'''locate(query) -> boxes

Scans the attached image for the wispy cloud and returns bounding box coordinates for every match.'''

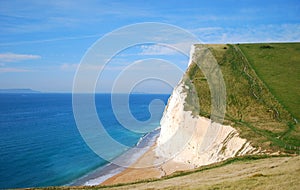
[60,63,78,71]
[139,42,195,56]
[61,63,103,71]
[140,45,178,55]
[0,52,40,72]
[0,67,31,73]
[191,27,222,33]
[0,53,41,63]
[0,1,157,35]
[0,34,100,46]
[193,24,300,43]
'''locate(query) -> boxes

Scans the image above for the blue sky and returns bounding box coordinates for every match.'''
[0,0,299,93]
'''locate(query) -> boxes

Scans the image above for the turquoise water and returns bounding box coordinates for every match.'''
[0,93,169,189]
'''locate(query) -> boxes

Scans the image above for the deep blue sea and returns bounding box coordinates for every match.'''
[0,93,169,189]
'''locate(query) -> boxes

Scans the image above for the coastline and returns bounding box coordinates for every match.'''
[99,116,258,186]
[101,136,193,186]
[70,128,161,186]
[101,141,161,185]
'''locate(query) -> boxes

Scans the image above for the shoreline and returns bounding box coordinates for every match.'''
[98,115,258,186]
[69,128,161,186]
[101,141,162,185]
[101,135,193,186]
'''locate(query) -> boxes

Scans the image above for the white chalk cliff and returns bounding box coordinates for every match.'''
[155,45,258,168]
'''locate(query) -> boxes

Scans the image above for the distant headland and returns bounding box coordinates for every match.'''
[0,88,41,93]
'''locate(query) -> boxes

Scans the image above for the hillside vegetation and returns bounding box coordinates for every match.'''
[239,43,300,121]
[97,155,300,190]
[186,43,300,154]
[40,155,300,190]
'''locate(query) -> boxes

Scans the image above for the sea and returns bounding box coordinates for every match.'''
[0,93,170,189]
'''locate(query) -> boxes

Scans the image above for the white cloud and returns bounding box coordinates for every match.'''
[0,67,30,73]
[0,34,101,46]
[139,42,196,56]
[66,63,108,71]
[0,53,41,63]
[191,27,222,33]
[193,24,300,44]
[140,45,178,55]
[60,63,79,71]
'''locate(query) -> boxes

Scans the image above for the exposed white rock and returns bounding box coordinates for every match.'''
[155,45,257,168]
[188,45,195,66]
[156,81,199,160]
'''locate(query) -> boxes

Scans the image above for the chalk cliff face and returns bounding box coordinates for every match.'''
[155,45,258,168]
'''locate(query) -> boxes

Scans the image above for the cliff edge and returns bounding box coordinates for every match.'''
[101,43,299,187]
[155,43,300,169]
[155,46,258,167]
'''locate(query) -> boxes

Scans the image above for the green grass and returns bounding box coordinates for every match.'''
[36,155,285,190]
[238,43,300,121]
[184,43,300,153]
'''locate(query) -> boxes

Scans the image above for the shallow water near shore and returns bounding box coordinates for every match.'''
[0,93,169,189]
[70,128,160,186]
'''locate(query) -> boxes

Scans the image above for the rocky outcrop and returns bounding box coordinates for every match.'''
[155,45,258,168]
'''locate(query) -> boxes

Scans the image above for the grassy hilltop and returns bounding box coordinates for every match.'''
[186,43,300,154]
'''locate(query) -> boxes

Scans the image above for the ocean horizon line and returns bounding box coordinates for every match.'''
[0,91,171,95]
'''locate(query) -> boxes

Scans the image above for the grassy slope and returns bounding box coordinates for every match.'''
[95,156,300,190]
[238,43,300,121]
[186,43,299,153]
[42,155,299,190]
